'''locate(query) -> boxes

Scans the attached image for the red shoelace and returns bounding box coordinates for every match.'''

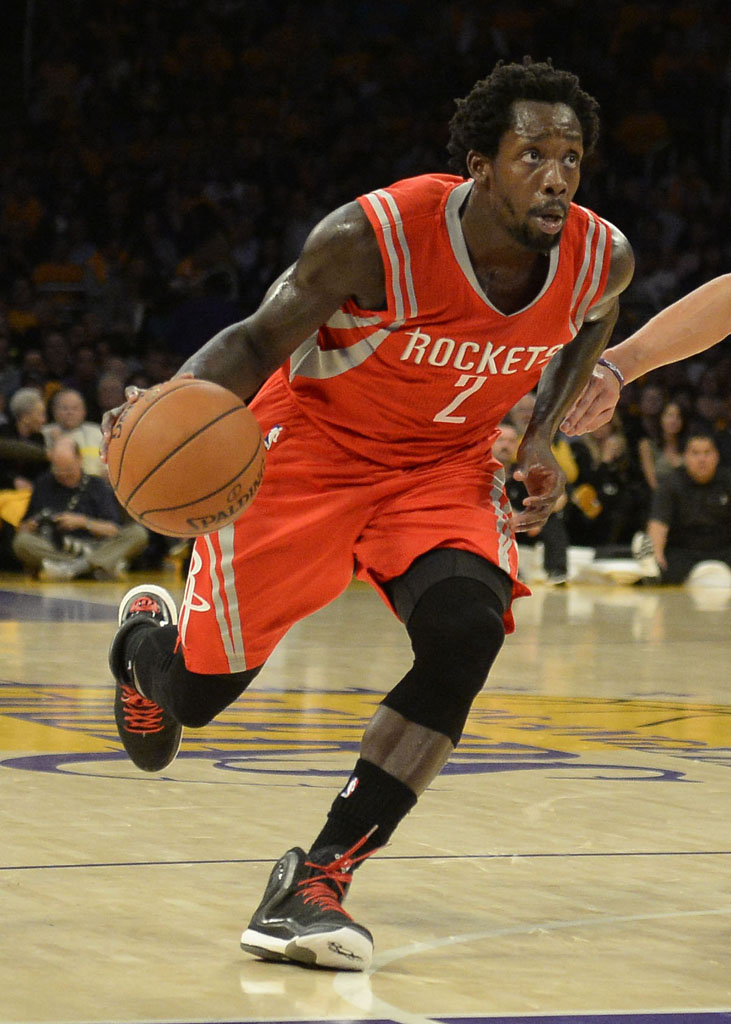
[121,684,165,734]
[129,596,162,616]
[299,832,377,917]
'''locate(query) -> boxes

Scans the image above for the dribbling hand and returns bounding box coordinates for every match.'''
[100,386,144,465]
[100,373,195,463]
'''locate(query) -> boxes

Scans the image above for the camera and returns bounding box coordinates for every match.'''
[35,509,59,544]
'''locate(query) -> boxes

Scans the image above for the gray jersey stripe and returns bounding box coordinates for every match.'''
[568,213,597,338]
[217,525,247,670]
[364,190,406,321]
[372,188,418,319]
[326,309,383,329]
[573,217,609,328]
[288,325,398,380]
[203,529,248,672]
[491,467,513,574]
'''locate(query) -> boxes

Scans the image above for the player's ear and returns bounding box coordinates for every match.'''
[466,150,492,184]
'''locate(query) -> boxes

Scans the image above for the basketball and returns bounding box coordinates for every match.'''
[106,377,265,537]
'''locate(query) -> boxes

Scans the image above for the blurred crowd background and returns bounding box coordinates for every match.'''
[1,0,730,573]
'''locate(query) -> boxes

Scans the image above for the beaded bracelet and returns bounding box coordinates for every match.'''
[597,356,625,389]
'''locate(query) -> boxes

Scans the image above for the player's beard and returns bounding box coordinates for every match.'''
[500,195,564,253]
[506,216,563,254]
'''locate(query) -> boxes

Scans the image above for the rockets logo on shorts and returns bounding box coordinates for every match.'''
[178,547,211,650]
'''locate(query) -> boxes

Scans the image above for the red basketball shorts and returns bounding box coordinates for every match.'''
[177,377,528,674]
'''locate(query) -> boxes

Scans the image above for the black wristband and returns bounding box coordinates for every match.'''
[597,357,624,389]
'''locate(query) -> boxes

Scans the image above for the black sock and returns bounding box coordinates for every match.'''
[309,757,417,858]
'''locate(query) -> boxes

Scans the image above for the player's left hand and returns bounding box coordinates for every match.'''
[512,440,566,532]
[560,364,621,435]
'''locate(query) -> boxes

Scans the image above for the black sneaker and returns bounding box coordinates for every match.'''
[240,836,376,971]
[109,584,182,773]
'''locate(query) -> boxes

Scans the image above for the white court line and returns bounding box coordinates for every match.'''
[333,904,731,1024]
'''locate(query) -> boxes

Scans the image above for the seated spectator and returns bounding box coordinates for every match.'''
[12,436,148,581]
[714,390,731,467]
[0,331,21,401]
[635,433,731,584]
[43,387,104,476]
[19,348,48,393]
[32,233,87,317]
[692,366,725,432]
[0,386,49,569]
[623,381,665,459]
[96,372,127,417]
[40,329,74,405]
[565,416,645,550]
[637,399,686,491]
[0,387,48,490]
[6,274,41,342]
[63,344,102,422]
[495,421,569,585]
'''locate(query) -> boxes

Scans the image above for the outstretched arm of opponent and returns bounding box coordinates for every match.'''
[101,203,384,452]
[562,272,731,435]
[513,223,634,531]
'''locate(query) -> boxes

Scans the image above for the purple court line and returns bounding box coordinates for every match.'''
[437,1015,731,1024]
[74,1010,731,1023]
[437,1016,731,1024]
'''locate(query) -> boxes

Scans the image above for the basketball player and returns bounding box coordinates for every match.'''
[562,273,731,436]
[104,59,634,971]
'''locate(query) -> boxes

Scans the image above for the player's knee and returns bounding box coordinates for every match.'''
[409,576,506,688]
[167,664,261,729]
[383,577,507,745]
[169,699,218,730]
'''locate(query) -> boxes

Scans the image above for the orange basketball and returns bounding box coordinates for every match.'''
[106,377,265,537]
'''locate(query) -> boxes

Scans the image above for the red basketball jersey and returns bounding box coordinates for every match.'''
[271,173,612,467]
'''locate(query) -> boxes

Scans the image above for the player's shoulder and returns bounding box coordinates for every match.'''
[302,200,378,262]
[568,203,630,248]
[359,172,465,216]
[571,204,634,297]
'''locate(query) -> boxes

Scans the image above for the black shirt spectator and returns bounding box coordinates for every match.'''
[24,460,121,533]
[12,436,148,580]
[647,434,731,583]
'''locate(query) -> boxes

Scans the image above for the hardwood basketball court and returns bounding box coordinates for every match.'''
[1,568,730,1024]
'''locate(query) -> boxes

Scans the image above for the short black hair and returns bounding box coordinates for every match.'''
[447,57,601,176]
[684,431,718,451]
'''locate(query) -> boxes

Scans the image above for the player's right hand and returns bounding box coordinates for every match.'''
[100,372,196,463]
[100,386,144,464]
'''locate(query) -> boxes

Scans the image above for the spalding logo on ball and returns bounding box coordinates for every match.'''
[106,378,265,537]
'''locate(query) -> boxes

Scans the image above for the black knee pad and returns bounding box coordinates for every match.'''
[382,576,506,746]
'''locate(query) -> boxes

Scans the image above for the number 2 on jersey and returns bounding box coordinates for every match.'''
[433,374,487,423]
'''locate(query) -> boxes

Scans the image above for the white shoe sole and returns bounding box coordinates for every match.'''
[240,924,373,971]
[118,584,178,626]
